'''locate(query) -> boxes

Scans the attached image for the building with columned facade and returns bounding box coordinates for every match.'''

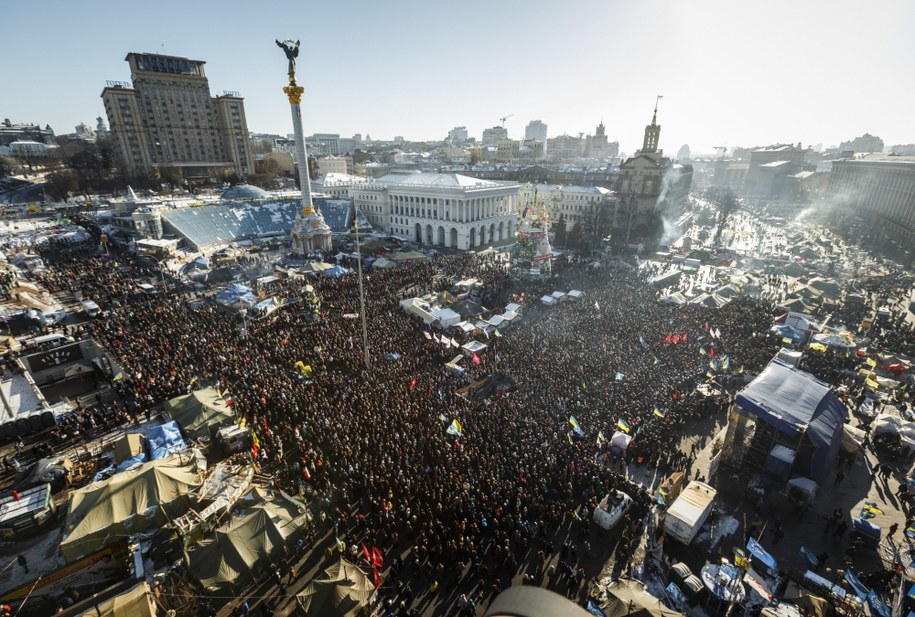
[351,172,519,250]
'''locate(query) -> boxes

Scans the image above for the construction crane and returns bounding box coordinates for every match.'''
[714,146,727,160]
[499,113,514,128]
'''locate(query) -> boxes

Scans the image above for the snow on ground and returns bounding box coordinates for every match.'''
[0,526,65,594]
[694,514,740,550]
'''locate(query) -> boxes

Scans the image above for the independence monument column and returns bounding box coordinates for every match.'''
[276,38,332,255]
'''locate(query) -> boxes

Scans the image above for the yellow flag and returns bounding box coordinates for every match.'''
[866,377,880,390]
[866,357,878,368]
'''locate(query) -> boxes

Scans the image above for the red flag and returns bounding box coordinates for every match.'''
[672,333,680,344]
[372,546,384,568]
[682,332,688,342]
[663,333,672,344]
[472,353,481,365]
[409,376,417,390]
[373,565,382,588]
[709,347,715,358]
[361,543,372,565]
[303,468,311,480]
[704,320,709,331]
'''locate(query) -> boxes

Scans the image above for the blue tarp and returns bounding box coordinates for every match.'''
[735,360,847,484]
[323,265,348,278]
[746,537,778,570]
[214,283,257,308]
[115,453,147,473]
[771,324,808,343]
[147,421,187,460]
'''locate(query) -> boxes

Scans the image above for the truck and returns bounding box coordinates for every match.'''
[663,480,717,545]
[82,300,101,318]
[593,490,632,531]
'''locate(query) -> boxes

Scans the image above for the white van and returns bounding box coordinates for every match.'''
[26,333,75,351]
[82,300,101,318]
[593,490,632,530]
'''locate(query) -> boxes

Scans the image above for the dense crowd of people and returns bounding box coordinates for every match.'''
[6,212,906,615]
[55,242,787,612]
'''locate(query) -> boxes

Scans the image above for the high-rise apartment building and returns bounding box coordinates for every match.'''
[447,126,468,143]
[482,126,508,146]
[524,120,548,143]
[101,53,254,181]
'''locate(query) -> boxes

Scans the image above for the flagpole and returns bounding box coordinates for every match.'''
[354,216,371,370]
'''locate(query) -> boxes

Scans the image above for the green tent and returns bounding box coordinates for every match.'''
[297,558,375,617]
[60,456,201,563]
[165,387,235,440]
[77,582,157,617]
[189,498,305,600]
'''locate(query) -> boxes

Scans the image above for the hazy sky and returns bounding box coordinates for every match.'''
[3,0,914,155]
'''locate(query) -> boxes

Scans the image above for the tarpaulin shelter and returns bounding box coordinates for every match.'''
[601,579,684,617]
[76,582,157,617]
[771,324,808,344]
[165,387,235,441]
[811,333,856,351]
[323,265,349,278]
[781,297,818,314]
[806,277,842,299]
[146,421,187,460]
[188,497,305,601]
[296,557,375,617]
[723,360,847,484]
[60,456,201,563]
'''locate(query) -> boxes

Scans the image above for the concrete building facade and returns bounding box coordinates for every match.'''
[827,154,915,247]
[101,53,254,182]
[351,172,519,250]
[518,183,615,233]
[482,126,508,146]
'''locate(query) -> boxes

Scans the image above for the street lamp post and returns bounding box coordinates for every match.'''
[353,219,371,370]
[159,263,169,294]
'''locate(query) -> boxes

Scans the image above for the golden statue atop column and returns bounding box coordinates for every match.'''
[276,38,331,256]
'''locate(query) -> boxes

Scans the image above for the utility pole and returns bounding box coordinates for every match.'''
[354,217,371,370]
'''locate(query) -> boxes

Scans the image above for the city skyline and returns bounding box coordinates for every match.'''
[2,0,914,155]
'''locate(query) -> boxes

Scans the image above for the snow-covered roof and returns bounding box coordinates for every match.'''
[375,172,508,189]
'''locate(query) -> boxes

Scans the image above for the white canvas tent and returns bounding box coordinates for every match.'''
[430,307,461,327]
[461,341,488,357]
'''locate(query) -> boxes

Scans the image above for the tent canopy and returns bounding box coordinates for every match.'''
[189,498,305,601]
[60,456,201,563]
[76,582,156,617]
[146,421,187,460]
[166,387,235,440]
[296,557,375,617]
[601,579,684,617]
[736,360,847,445]
[735,360,847,483]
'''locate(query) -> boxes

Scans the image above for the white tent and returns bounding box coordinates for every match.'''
[551,291,567,301]
[430,307,461,327]
[461,341,488,356]
[505,302,522,313]
[541,295,557,305]
[454,321,475,333]
[488,315,506,328]
[611,430,632,450]
[567,289,584,299]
